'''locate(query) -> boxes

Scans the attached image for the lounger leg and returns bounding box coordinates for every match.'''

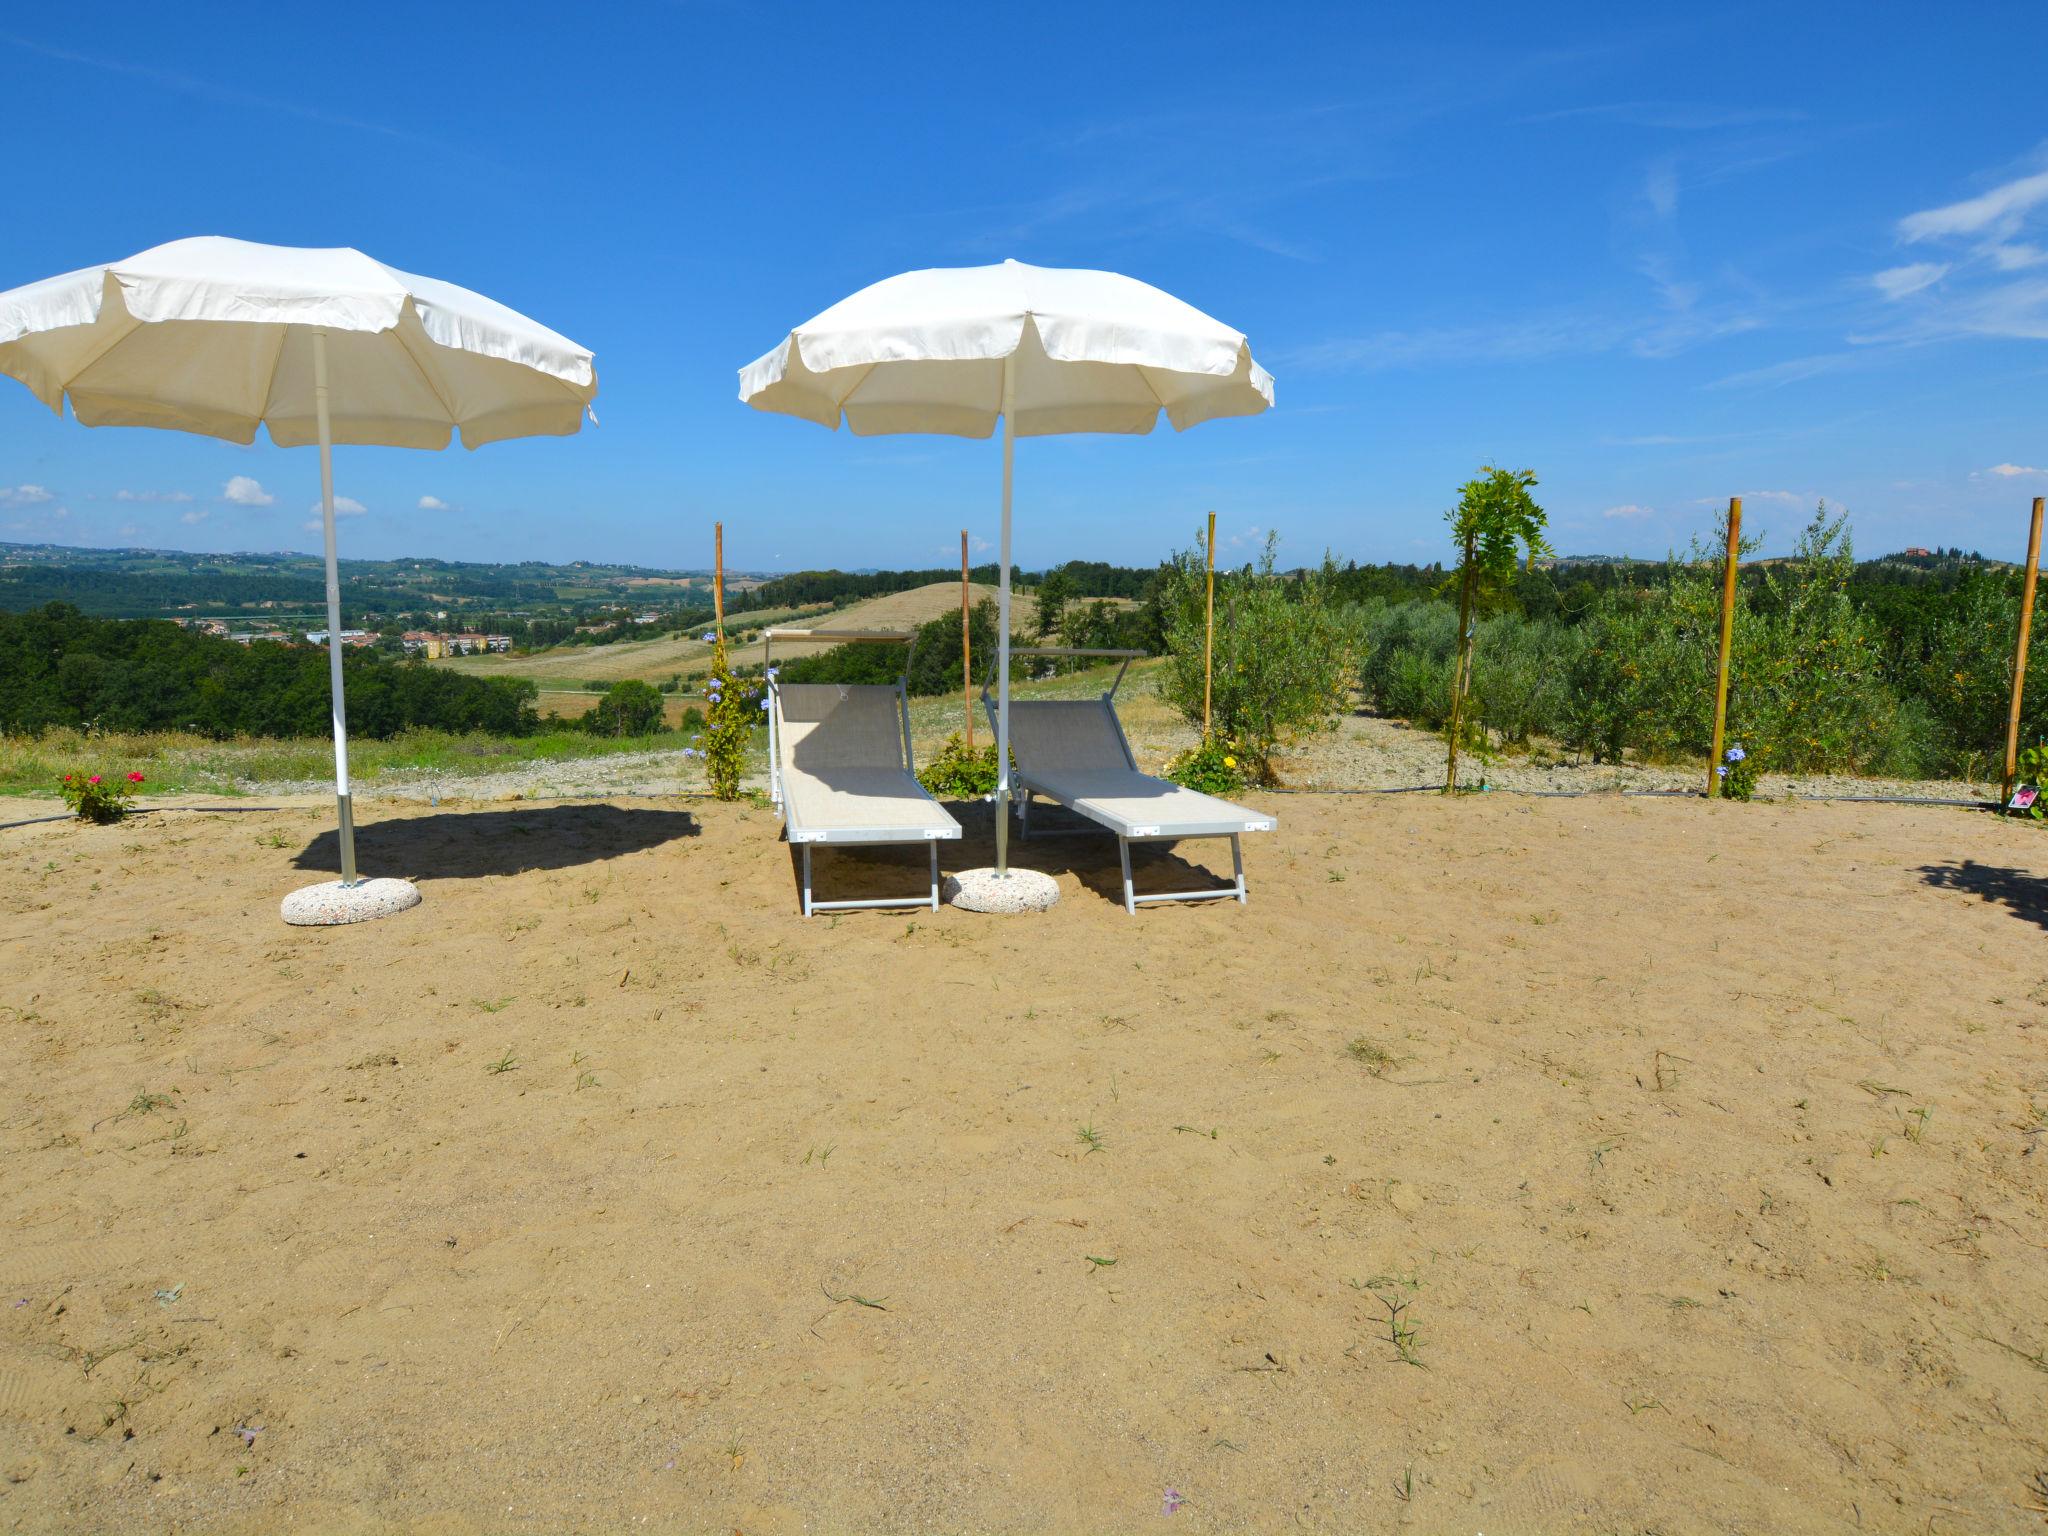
[929,841,940,911]
[1231,833,1247,904]
[1119,837,1135,916]
[801,844,814,918]
[1019,788,1031,839]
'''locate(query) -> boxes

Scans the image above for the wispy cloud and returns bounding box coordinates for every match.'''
[180,509,209,525]
[0,484,54,505]
[1519,101,1807,131]
[0,32,476,160]
[1860,144,2048,343]
[1899,162,2048,243]
[1872,262,1948,301]
[1983,462,2047,478]
[1602,503,1656,520]
[417,494,450,511]
[222,475,273,506]
[115,488,194,504]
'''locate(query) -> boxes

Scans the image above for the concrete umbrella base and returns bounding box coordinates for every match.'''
[944,867,1060,914]
[280,877,422,926]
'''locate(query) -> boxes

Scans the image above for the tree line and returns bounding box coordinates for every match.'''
[1,604,540,738]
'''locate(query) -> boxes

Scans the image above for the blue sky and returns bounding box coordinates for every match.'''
[4,2,2048,572]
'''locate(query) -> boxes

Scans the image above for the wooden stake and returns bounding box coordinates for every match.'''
[713,521,725,646]
[1203,510,1216,740]
[961,530,974,749]
[1708,497,1741,798]
[2001,495,2046,804]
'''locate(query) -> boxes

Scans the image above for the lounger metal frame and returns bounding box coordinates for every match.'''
[983,647,1274,914]
[764,627,958,916]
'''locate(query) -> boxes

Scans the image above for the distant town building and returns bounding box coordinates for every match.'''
[401,630,447,658]
[305,629,374,647]
[1900,546,1933,558]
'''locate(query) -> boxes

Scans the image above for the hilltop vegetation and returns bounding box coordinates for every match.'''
[0,604,539,738]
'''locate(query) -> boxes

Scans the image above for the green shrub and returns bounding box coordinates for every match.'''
[584,679,664,737]
[1717,742,1762,800]
[1156,532,1362,783]
[698,638,758,800]
[1165,736,1248,796]
[916,732,999,798]
[59,768,143,823]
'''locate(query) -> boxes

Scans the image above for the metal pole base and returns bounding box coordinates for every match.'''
[993,784,1011,876]
[337,791,358,887]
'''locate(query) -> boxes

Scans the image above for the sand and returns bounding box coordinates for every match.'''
[2,790,2045,1533]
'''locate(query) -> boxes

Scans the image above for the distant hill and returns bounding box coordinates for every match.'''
[0,540,775,620]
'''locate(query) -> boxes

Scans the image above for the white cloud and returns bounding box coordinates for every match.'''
[1871,262,1948,301]
[180,508,209,525]
[1987,463,2046,478]
[1899,164,2048,244]
[0,484,54,505]
[115,488,194,503]
[1602,504,1656,520]
[417,494,449,511]
[1865,150,2048,346]
[302,496,367,532]
[222,475,274,506]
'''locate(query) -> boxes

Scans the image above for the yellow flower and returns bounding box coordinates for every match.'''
[1223,755,1236,768]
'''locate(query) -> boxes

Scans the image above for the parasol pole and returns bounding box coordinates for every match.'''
[995,353,1015,876]
[962,529,974,750]
[312,329,356,886]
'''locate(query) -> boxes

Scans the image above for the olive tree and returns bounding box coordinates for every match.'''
[1157,531,1360,784]
[1444,466,1549,790]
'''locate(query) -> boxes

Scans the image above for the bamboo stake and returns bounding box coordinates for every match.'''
[2001,495,2046,804]
[1203,510,1216,740]
[713,521,725,646]
[1707,497,1741,798]
[961,530,974,750]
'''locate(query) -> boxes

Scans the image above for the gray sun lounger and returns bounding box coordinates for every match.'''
[986,647,1276,914]
[765,628,961,916]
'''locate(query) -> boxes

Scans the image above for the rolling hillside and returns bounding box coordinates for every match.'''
[434,581,1003,691]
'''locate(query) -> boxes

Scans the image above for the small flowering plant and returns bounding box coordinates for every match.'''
[60,769,145,824]
[697,633,760,801]
[2010,742,2048,819]
[1166,735,1249,796]
[1715,742,1760,802]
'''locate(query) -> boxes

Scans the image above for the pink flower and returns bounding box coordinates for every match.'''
[127,772,144,784]
[88,775,102,785]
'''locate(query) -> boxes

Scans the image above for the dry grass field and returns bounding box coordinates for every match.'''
[436,582,1003,690]
[3,788,2046,1533]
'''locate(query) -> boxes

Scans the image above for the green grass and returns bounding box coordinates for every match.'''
[0,724,723,798]
[1,655,1153,802]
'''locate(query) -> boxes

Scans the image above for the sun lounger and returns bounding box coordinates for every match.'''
[985,647,1275,914]
[764,629,961,916]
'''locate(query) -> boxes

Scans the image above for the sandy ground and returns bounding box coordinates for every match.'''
[3,792,2046,1534]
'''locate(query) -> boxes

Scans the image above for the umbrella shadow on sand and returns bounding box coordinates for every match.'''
[936,799,1240,911]
[1917,859,2048,933]
[294,805,699,883]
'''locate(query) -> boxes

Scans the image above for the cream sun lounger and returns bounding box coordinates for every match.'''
[764,629,960,917]
[986,647,1276,914]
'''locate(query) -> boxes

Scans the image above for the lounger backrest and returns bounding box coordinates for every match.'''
[776,683,907,776]
[1006,700,1135,775]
